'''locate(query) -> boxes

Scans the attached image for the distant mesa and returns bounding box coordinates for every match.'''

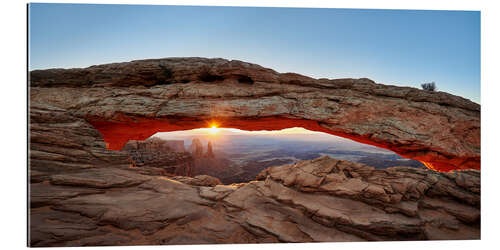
[123,137,186,153]
[122,137,232,182]
[122,138,194,176]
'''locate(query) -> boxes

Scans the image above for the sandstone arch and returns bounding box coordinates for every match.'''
[30,57,480,171]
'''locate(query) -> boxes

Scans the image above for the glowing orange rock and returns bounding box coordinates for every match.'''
[30,57,480,172]
[89,117,479,172]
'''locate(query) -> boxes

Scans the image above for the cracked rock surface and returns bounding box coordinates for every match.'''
[30,57,480,171]
[30,156,479,246]
[29,57,480,246]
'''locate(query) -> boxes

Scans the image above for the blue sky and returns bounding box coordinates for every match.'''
[28,4,480,103]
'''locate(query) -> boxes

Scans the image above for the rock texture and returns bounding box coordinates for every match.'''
[28,57,481,246]
[192,156,243,185]
[29,102,131,183]
[206,141,215,158]
[30,57,480,171]
[29,156,479,246]
[121,138,194,176]
[164,140,186,152]
[189,138,203,157]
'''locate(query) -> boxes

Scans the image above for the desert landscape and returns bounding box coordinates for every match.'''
[145,127,426,184]
[28,57,480,246]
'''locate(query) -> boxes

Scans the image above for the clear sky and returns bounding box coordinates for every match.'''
[28,3,480,103]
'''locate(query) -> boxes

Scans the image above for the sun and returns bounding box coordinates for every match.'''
[208,125,220,134]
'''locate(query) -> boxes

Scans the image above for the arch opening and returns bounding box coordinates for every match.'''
[118,125,426,184]
[87,116,463,172]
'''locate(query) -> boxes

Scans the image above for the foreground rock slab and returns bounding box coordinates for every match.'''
[30,157,480,246]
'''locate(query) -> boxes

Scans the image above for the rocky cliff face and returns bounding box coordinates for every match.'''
[189,138,203,157]
[30,57,480,171]
[29,156,479,246]
[121,138,194,176]
[206,141,215,158]
[29,103,131,183]
[164,140,186,152]
[28,57,481,246]
[186,139,242,184]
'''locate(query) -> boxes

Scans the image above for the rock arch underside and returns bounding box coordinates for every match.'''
[29,58,481,246]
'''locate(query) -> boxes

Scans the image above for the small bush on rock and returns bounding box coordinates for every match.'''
[421,82,437,91]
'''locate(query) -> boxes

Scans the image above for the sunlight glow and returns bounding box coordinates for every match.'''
[164,127,323,136]
[209,125,220,134]
[223,127,322,135]
[194,123,221,135]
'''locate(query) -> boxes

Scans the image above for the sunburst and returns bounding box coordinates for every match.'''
[208,125,220,134]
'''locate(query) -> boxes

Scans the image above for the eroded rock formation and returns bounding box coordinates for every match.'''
[164,140,186,152]
[29,156,479,246]
[30,57,480,171]
[28,57,481,246]
[206,141,215,158]
[122,138,193,176]
[189,138,203,157]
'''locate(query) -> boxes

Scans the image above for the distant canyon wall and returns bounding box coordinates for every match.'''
[121,137,223,179]
[122,138,194,176]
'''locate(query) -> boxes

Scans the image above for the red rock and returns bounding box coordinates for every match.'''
[122,138,194,176]
[28,57,481,245]
[189,138,203,157]
[30,58,480,171]
[29,155,480,246]
[206,141,214,158]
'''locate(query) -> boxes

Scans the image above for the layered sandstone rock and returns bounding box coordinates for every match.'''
[29,102,131,183]
[164,140,186,152]
[122,138,194,176]
[206,141,214,158]
[30,57,480,171]
[29,156,479,246]
[28,57,481,246]
[189,138,203,157]
[192,156,244,185]
[171,175,222,187]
